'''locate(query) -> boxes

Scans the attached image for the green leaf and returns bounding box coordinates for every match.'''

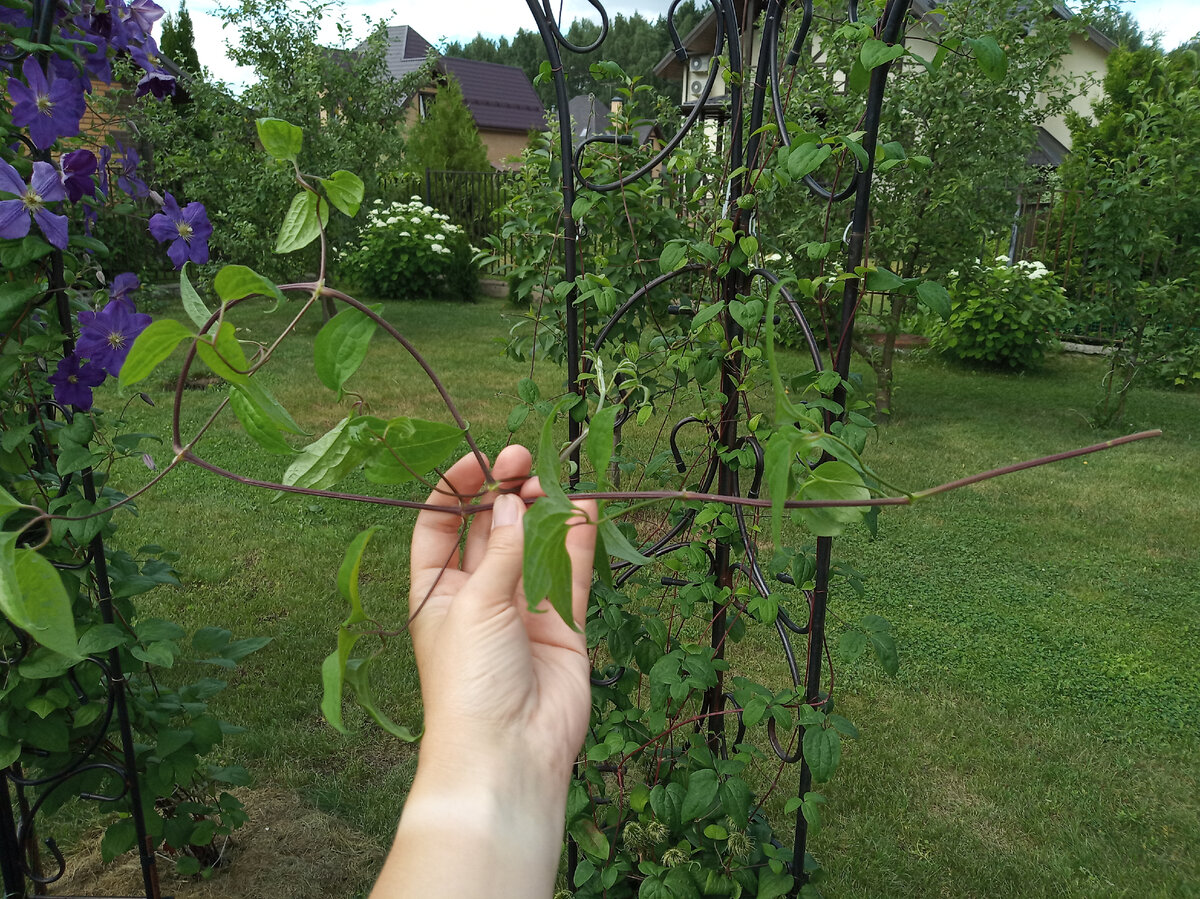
[237,379,305,435]
[650,781,686,830]
[865,267,905,291]
[659,240,688,274]
[517,378,540,404]
[847,58,870,93]
[320,170,365,218]
[101,818,137,863]
[78,623,128,655]
[568,818,611,862]
[681,768,719,820]
[967,35,1007,83]
[764,429,801,547]
[787,143,831,180]
[689,300,725,331]
[229,386,297,455]
[535,397,575,506]
[213,265,286,306]
[522,500,574,624]
[738,235,758,259]
[795,461,870,537]
[838,630,867,663]
[275,191,329,254]
[344,657,418,740]
[282,418,369,491]
[916,280,952,321]
[802,725,841,782]
[704,823,729,840]
[256,117,303,161]
[0,534,80,659]
[364,418,464,485]
[180,263,214,332]
[119,318,193,389]
[757,868,794,899]
[314,305,378,392]
[195,321,250,384]
[860,38,906,70]
[728,298,764,331]
[598,515,651,566]
[870,632,900,676]
[585,405,619,489]
[338,526,377,624]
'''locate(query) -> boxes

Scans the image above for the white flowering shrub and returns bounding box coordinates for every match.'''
[340,197,477,301]
[933,255,1067,370]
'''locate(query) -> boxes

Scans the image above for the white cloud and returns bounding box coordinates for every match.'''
[1124,0,1200,48]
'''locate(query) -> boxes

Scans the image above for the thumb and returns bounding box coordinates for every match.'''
[460,492,526,614]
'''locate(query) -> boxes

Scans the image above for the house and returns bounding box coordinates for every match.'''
[374,25,546,169]
[567,95,666,147]
[652,0,1115,165]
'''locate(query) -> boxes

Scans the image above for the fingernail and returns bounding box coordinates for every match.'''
[492,493,521,530]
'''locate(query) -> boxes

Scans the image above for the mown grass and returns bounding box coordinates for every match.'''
[100,296,1199,897]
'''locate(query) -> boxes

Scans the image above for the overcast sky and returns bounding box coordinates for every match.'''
[186,0,1200,90]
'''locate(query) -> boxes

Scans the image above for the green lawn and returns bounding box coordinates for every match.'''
[100,296,1199,897]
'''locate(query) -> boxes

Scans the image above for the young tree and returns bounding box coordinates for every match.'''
[772,0,1080,418]
[405,76,492,173]
[1057,46,1200,423]
[160,0,202,74]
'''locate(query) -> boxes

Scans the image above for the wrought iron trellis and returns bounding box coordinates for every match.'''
[0,3,163,897]
[525,0,914,888]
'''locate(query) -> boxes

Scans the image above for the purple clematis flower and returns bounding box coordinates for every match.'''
[108,272,140,310]
[75,300,151,376]
[136,68,175,99]
[148,193,211,268]
[59,149,98,202]
[113,146,147,198]
[121,0,164,42]
[48,354,106,411]
[7,56,86,150]
[0,159,69,249]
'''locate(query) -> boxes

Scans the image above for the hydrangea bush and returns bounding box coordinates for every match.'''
[933,255,1067,370]
[340,197,477,301]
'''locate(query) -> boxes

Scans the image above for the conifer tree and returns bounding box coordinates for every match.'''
[161,0,201,74]
[405,76,492,172]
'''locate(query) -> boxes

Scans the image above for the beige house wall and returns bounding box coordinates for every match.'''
[1039,32,1109,149]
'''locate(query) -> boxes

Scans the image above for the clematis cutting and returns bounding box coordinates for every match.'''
[0,159,69,249]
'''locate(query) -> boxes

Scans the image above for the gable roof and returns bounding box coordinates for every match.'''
[909,0,1117,52]
[567,94,662,145]
[371,26,546,133]
[436,57,545,133]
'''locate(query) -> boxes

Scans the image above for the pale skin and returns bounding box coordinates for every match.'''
[371,444,598,899]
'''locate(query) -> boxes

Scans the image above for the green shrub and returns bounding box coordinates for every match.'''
[933,256,1066,370]
[340,198,478,301]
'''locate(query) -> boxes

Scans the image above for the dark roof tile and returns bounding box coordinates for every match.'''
[439,57,545,133]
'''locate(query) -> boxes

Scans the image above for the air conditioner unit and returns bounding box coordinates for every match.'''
[689,55,711,73]
[690,80,704,97]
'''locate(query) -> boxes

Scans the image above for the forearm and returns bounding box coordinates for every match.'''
[371,735,570,899]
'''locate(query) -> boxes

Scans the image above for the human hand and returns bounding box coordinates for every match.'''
[407,442,598,777]
[371,444,596,898]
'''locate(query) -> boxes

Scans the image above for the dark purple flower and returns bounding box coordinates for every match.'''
[0,159,69,249]
[136,69,175,99]
[113,146,147,198]
[59,149,98,202]
[75,300,151,376]
[148,193,211,268]
[48,354,106,411]
[108,272,140,309]
[7,56,86,150]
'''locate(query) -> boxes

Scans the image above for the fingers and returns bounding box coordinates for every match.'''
[410,451,490,594]
[460,492,527,617]
[565,500,598,630]
[463,445,532,570]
